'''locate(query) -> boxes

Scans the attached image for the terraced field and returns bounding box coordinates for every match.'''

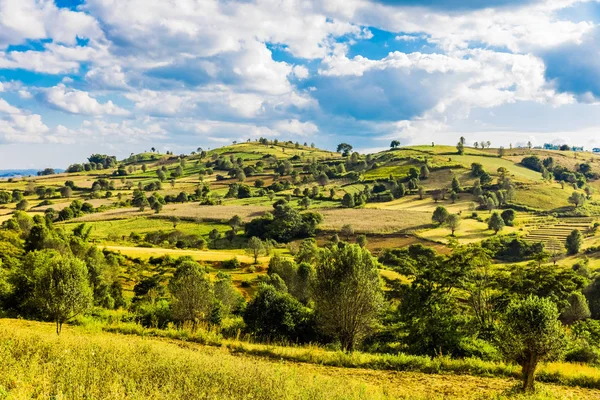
[522,217,594,251]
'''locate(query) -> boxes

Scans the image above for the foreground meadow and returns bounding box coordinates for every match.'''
[1,319,599,400]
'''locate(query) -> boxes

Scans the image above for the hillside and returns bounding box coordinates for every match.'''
[3,140,600,398]
[2,319,599,399]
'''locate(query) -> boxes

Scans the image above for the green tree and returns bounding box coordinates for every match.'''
[341,193,355,208]
[336,143,353,157]
[560,292,590,325]
[33,252,93,335]
[488,212,505,234]
[456,141,465,155]
[16,199,29,211]
[228,215,243,234]
[568,191,586,208]
[209,228,221,249]
[341,224,354,241]
[566,230,583,255]
[246,236,265,264]
[498,296,565,392]
[451,176,462,193]
[432,206,449,225]
[299,196,311,210]
[445,214,461,236]
[169,261,213,326]
[501,209,516,226]
[390,140,401,149]
[420,165,430,180]
[356,234,368,248]
[313,244,383,351]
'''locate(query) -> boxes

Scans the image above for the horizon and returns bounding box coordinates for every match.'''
[2,0,600,168]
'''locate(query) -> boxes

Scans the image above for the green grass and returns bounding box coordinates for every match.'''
[61,217,230,240]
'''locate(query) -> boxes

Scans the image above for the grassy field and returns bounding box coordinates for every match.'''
[318,208,432,233]
[366,194,478,214]
[62,217,230,240]
[2,319,600,399]
[418,217,520,244]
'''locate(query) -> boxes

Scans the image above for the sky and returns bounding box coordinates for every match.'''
[2,0,600,168]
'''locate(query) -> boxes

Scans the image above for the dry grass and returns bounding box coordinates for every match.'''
[319,208,432,233]
[2,319,598,399]
[418,218,520,244]
[366,194,478,214]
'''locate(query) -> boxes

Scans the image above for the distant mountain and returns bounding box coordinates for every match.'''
[0,169,64,178]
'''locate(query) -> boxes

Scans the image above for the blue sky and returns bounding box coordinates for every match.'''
[1,0,600,168]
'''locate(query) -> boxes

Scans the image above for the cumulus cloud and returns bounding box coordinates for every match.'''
[0,0,102,48]
[43,84,130,116]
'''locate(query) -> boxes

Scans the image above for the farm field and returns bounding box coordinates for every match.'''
[418,217,520,244]
[318,208,432,233]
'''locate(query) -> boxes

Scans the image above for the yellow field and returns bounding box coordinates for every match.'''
[318,208,432,233]
[367,194,478,214]
[418,217,520,244]
[1,319,598,399]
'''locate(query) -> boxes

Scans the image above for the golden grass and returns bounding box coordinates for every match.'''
[318,208,432,233]
[418,218,520,244]
[2,319,598,399]
[366,194,478,214]
[101,245,269,264]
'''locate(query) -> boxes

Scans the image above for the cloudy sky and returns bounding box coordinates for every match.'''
[2,0,600,168]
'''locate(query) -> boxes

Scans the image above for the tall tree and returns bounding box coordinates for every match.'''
[169,261,214,326]
[33,252,93,335]
[313,244,383,351]
[498,296,565,392]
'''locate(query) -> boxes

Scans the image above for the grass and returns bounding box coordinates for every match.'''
[0,319,389,400]
[3,318,597,399]
[318,208,432,233]
[513,184,572,211]
[418,218,519,244]
[62,217,230,240]
[366,194,478,214]
[101,244,272,264]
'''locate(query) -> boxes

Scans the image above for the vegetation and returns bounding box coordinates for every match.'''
[3,139,600,397]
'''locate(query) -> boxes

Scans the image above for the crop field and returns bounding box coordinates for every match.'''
[62,217,231,241]
[363,164,414,180]
[512,183,573,211]
[522,217,594,251]
[367,193,478,214]
[449,154,543,183]
[418,217,520,244]
[318,208,432,233]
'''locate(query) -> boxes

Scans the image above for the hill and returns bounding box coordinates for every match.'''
[2,319,599,399]
[2,139,600,398]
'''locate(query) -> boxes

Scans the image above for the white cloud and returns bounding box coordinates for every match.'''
[44,84,130,116]
[0,0,102,48]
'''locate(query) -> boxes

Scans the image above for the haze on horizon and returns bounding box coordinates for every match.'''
[1,0,600,169]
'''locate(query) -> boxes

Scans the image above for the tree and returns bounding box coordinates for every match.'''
[209,228,221,249]
[16,199,29,211]
[299,196,311,210]
[498,296,565,392]
[169,216,180,229]
[59,186,73,198]
[246,236,264,264]
[456,141,465,155]
[566,230,583,255]
[151,201,163,214]
[390,140,401,149]
[341,224,354,241]
[488,212,505,234]
[498,146,505,157]
[169,261,213,326]
[341,193,355,208]
[527,141,532,150]
[336,143,353,157]
[501,209,516,226]
[560,292,590,325]
[356,234,368,248]
[568,191,586,208]
[451,177,462,193]
[313,244,383,351]
[228,215,243,234]
[445,214,461,236]
[33,252,93,335]
[243,284,313,342]
[432,206,449,225]
[316,173,329,187]
[420,165,430,180]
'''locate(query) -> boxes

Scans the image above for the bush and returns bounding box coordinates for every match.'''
[222,258,241,269]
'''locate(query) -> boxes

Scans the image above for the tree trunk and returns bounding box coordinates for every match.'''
[522,354,539,392]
